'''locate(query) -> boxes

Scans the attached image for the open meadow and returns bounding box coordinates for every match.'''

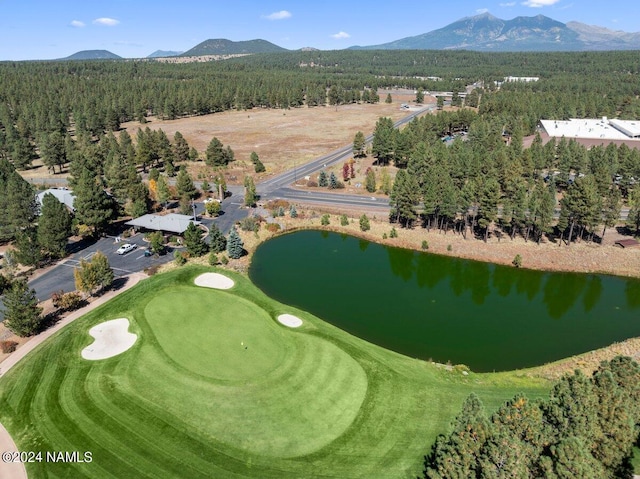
[0,266,549,479]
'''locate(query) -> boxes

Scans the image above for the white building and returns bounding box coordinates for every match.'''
[540,117,640,141]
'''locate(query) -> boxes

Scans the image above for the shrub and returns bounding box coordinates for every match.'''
[208,252,218,266]
[220,255,229,265]
[265,223,281,233]
[389,227,398,238]
[144,265,161,276]
[340,214,349,226]
[239,216,260,232]
[57,292,83,311]
[383,233,388,239]
[512,254,523,268]
[320,214,330,226]
[174,250,186,265]
[0,340,18,354]
[359,214,370,231]
[306,180,318,187]
[447,244,452,252]
[421,240,429,250]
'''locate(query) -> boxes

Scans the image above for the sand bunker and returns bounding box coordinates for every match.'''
[194,273,235,290]
[277,314,303,328]
[82,318,137,360]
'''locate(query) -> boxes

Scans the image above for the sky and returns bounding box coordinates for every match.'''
[0,0,638,61]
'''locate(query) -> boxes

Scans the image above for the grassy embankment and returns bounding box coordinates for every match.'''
[0,266,549,478]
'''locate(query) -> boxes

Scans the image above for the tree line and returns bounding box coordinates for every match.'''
[366,110,640,243]
[423,356,640,479]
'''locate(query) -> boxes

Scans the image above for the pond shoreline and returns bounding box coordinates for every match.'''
[241,212,640,280]
[235,212,640,379]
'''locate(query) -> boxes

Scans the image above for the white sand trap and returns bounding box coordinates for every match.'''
[82,318,137,360]
[194,272,235,290]
[277,314,303,328]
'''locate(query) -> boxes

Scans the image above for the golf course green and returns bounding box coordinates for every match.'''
[0,266,549,478]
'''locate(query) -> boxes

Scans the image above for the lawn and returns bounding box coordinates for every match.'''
[0,266,550,478]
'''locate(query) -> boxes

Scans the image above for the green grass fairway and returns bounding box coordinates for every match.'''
[0,267,550,478]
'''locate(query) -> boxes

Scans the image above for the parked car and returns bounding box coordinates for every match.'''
[116,243,137,255]
[203,197,221,204]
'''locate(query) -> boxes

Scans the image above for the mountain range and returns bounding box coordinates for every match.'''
[61,13,640,60]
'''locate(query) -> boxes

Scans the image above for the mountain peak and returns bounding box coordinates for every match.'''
[349,13,640,52]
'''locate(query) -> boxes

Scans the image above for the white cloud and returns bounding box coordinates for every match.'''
[500,2,516,6]
[264,10,292,20]
[70,20,85,28]
[331,31,350,39]
[93,17,120,26]
[476,8,489,14]
[522,0,560,7]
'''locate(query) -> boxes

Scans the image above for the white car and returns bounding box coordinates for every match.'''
[116,243,137,255]
[203,197,221,204]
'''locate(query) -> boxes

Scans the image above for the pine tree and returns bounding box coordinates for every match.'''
[208,224,227,253]
[37,193,72,259]
[0,158,38,242]
[176,166,197,199]
[289,205,298,218]
[329,172,339,189]
[173,131,190,162]
[244,175,257,206]
[3,278,43,337]
[424,393,490,479]
[372,117,395,165]
[389,169,419,227]
[353,131,366,158]
[73,169,114,234]
[227,227,244,259]
[318,170,328,187]
[205,137,225,166]
[12,227,42,267]
[156,174,170,209]
[183,222,208,257]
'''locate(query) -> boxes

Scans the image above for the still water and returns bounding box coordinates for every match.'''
[249,230,640,372]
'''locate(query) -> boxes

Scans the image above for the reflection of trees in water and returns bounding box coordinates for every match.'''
[386,246,415,282]
[415,252,448,289]
[543,273,588,319]
[515,269,543,301]
[358,239,369,252]
[582,275,602,313]
[469,262,491,305]
[626,279,640,309]
[492,265,514,297]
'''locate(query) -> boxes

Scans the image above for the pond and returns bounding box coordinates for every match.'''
[249,230,640,372]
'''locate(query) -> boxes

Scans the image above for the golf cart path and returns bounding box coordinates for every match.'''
[0,271,147,479]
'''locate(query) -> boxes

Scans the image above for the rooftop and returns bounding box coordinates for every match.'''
[540,118,637,141]
[125,214,200,234]
[36,188,76,212]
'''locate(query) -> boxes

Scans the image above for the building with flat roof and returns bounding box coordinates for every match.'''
[125,214,200,234]
[540,117,640,142]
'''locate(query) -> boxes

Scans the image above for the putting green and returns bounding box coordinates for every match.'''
[145,287,286,381]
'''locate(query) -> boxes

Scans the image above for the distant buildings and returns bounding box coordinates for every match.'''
[540,117,640,142]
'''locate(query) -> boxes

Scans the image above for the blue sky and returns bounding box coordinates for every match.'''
[0,0,638,60]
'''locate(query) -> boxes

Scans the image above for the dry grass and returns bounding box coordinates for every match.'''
[119,90,421,184]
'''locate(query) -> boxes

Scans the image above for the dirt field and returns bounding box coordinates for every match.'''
[119,90,423,183]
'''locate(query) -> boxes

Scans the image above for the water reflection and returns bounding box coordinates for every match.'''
[250,230,640,371]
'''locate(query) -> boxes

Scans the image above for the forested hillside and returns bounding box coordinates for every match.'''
[1,49,640,249]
